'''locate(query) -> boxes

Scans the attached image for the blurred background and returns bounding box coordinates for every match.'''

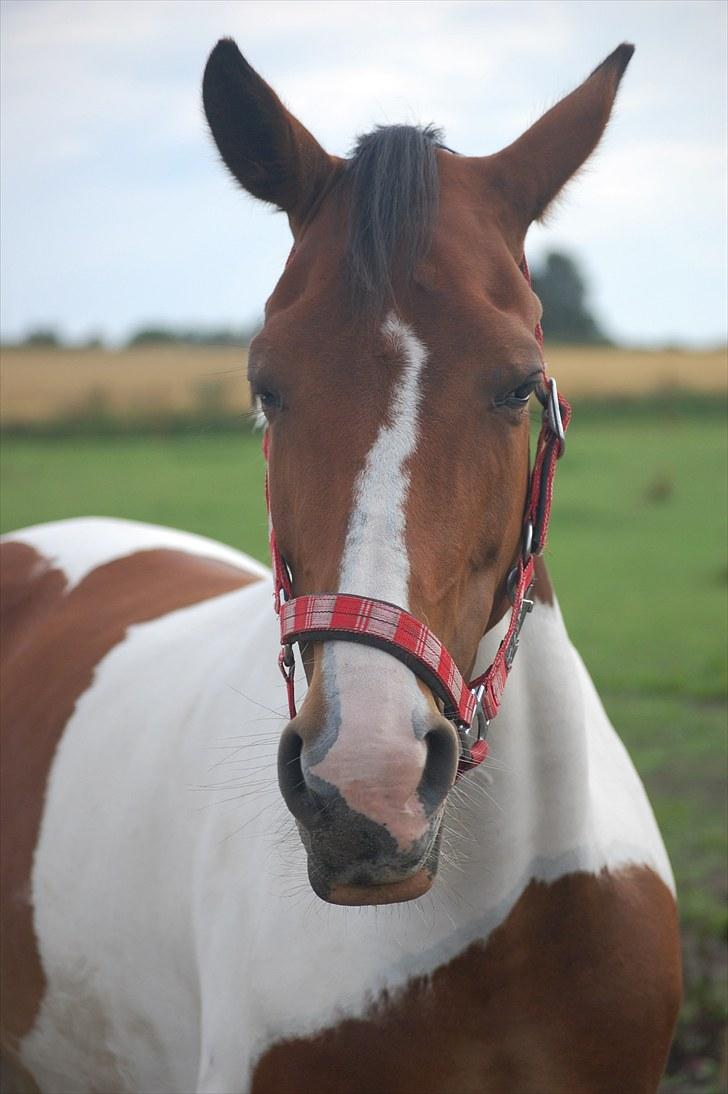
[1,1,726,1089]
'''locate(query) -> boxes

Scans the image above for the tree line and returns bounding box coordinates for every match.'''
[4,251,610,349]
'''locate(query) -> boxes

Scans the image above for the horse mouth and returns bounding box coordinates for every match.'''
[302,823,443,906]
[325,868,434,906]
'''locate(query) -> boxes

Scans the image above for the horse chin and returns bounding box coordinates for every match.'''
[325,869,434,906]
[302,824,443,906]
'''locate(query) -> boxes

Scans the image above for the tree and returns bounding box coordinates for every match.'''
[126,324,262,348]
[126,327,178,348]
[531,252,611,345]
[21,328,63,348]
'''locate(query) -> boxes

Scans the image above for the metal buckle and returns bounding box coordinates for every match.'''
[461,683,490,746]
[506,521,534,603]
[504,583,535,670]
[472,684,490,741]
[279,642,295,676]
[522,519,533,560]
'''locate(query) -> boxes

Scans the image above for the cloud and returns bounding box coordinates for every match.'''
[1,0,726,344]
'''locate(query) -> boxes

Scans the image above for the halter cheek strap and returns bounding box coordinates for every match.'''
[263,258,571,777]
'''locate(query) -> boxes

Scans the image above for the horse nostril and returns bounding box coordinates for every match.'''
[420,723,459,814]
[277,726,304,805]
[277,726,322,828]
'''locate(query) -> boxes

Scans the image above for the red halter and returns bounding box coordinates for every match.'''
[263,258,571,777]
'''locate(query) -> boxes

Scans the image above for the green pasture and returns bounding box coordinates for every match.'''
[1,400,726,1089]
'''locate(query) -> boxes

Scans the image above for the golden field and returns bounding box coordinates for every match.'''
[0,346,249,426]
[0,344,725,426]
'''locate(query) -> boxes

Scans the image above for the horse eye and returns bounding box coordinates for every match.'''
[495,378,539,409]
[255,389,282,415]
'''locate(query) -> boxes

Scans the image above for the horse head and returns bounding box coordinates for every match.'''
[202,41,632,905]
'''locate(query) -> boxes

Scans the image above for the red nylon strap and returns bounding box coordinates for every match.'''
[466,386,571,718]
[526,388,571,554]
[468,555,535,719]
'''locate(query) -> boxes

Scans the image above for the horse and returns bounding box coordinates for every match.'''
[1,40,682,1094]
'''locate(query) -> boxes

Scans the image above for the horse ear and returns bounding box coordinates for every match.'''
[490,44,634,229]
[202,39,336,229]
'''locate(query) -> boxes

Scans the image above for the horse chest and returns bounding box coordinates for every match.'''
[247,866,679,1094]
[3,523,679,1093]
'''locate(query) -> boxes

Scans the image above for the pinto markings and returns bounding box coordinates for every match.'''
[0,534,260,1051]
[251,866,681,1094]
[12,517,269,592]
[3,523,679,1093]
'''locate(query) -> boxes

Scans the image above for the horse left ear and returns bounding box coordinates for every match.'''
[490,43,635,228]
[202,39,337,231]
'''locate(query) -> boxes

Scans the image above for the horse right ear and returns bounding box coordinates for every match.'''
[202,40,336,230]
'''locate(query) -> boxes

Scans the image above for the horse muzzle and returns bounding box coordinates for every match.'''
[299,813,443,906]
[277,716,455,905]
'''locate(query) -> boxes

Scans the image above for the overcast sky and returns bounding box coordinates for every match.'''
[1,0,726,347]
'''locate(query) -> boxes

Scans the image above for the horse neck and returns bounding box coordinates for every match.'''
[441,588,592,905]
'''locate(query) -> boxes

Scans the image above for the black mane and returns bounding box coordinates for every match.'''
[345,124,444,320]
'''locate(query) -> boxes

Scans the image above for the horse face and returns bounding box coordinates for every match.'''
[203,40,633,904]
[248,182,536,904]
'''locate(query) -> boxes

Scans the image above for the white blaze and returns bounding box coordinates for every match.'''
[338,314,427,604]
[309,315,433,840]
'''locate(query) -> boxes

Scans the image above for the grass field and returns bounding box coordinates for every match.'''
[1,399,726,1090]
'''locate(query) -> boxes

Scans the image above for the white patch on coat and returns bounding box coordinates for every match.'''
[4,516,268,590]
[307,316,433,842]
[469,597,675,896]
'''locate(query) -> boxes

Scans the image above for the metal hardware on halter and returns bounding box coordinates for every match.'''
[506,522,533,603]
[537,376,566,457]
[470,683,490,741]
[504,582,535,670]
[522,519,534,560]
[278,642,295,683]
[506,373,567,602]
[277,641,297,719]
[456,683,490,776]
